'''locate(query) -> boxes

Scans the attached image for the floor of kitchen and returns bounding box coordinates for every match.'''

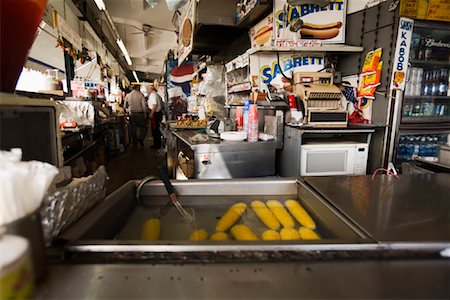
[105,134,165,195]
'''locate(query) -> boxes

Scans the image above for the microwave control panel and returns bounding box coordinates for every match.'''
[354,145,369,175]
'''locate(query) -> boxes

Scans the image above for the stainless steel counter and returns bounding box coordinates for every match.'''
[170,130,277,178]
[37,260,450,299]
[36,175,450,299]
[304,174,450,242]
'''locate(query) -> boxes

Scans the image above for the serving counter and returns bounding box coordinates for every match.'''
[35,174,450,299]
[167,129,277,178]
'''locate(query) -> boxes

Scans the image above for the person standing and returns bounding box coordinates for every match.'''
[124,85,148,147]
[147,83,163,149]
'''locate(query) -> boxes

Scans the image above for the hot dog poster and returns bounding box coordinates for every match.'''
[273,0,347,45]
[250,13,274,49]
[250,52,325,91]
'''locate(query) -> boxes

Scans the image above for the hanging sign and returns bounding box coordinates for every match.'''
[390,17,414,91]
[250,52,325,91]
[400,0,450,22]
[273,0,347,45]
[177,0,196,66]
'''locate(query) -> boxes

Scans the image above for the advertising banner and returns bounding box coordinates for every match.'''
[249,14,274,49]
[178,0,196,65]
[273,0,347,45]
[250,52,325,91]
[390,17,414,91]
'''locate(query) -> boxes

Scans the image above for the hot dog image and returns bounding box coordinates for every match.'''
[292,21,342,40]
[254,25,273,46]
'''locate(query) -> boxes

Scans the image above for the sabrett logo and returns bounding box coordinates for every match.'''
[276,0,344,29]
[260,55,324,84]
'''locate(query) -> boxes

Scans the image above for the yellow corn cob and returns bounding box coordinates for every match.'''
[262,230,281,241]
[189,229,208,241]
[285,199,316,230]
[210,232,229,241]
[298,227,321,240]
[266,200,295,228]
[251,200,281,230]
[280,227,301,240]
[215,202,247,232]
[230,224,259,241]
[140,218,161,240]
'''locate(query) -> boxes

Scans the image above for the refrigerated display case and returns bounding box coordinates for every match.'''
[392,20,450,167]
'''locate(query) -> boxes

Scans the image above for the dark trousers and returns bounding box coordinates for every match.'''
[151,111,163,148]
[129,112,148,145]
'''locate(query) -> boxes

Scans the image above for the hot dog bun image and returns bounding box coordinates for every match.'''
[298,21,341,40]
[254,25,273,46]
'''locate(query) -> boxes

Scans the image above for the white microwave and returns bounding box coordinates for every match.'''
[300,142,369,176]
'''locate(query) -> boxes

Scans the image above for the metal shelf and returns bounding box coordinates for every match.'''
[404,95,450,100]
[402,116,450,124]
[409,60,450,68]
[236,0,272,28]
[248,44,364,55]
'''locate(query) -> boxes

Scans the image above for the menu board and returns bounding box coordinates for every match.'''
[273,0,347,44]
[400,0,450,22]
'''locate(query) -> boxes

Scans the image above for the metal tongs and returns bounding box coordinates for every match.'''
[157,166,196,226]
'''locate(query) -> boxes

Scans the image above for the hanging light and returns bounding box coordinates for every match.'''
[146,0,159,8]
[133,71,140,83]
[93,0,106,11]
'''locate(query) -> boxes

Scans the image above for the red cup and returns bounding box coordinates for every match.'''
[1,0,48,93]
[287,94,297,110]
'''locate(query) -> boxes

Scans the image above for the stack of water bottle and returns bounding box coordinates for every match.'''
[397,134,445,162]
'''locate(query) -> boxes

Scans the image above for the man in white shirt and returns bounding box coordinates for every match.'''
[147,83,163,149]
[124,85,148,147]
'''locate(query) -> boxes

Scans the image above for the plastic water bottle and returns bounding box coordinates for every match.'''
[243,99,251,132]
[247,104,259,142]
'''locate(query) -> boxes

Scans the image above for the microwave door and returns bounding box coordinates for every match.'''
[301,148,356,176]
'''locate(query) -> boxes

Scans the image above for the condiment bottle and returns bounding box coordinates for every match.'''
[247,104,259,142]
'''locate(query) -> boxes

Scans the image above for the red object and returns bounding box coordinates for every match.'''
[287,94,297,110]
[0,0,48,93]
[235,107,244,131]
[60,121,78,128]
[247,104,259,142]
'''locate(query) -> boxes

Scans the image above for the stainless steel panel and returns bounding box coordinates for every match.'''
[58,179,378,263]
[304,174,450,242]
[195,149,275,179]
[37,260,450,299]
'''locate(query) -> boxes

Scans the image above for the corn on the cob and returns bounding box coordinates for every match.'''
[210,232,229,241]
[266,200,295,228]
[285,199,316,229]
[298,227,321,240]
[280,227,301,240]
[251,200,281,230]
[230,224,259,241]
[215,202,247,232]
[189,229,208,241]
[140,218,161,240]
[262,230,281,241]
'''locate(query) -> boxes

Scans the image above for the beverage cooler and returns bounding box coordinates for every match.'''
[391,19,450,167]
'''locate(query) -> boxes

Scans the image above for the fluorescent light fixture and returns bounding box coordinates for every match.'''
[116,39,132,65]
[133,71,139,82]
[93,0,106,11]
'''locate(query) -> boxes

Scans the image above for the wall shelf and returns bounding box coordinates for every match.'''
[248,44,364,55]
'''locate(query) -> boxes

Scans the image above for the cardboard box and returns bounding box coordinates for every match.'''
[273,0,347,44]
